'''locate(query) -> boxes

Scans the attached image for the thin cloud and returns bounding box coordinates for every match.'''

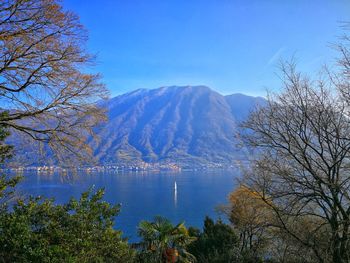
[268,47,287,66]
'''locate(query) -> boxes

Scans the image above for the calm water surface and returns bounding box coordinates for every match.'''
[18,169,238,241]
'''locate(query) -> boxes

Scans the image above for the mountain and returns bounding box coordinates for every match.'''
[90,86,265,167]
[8,86,266,168]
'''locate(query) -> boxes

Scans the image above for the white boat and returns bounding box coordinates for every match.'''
[174,181,177,191]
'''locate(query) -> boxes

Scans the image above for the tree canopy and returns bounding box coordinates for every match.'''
[0,0,108,164]
[0,188,135,262]
[240,29,350,263]
[137,216,196,263]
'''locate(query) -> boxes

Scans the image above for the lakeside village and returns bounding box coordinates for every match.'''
[2,160,243,174]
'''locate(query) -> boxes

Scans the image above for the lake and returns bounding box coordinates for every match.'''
[17,169,238,241]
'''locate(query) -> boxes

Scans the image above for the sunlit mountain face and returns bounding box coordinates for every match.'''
[8,86,266,168]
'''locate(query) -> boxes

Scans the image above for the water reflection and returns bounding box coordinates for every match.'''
[174,181,177,207]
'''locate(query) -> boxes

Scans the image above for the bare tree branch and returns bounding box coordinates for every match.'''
[0,0,109,165]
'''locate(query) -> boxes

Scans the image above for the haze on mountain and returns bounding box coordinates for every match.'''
[9,86,266,168]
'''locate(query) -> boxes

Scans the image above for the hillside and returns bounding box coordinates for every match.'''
[8,86,266,168]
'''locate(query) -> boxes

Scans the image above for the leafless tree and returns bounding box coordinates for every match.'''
[0,0,108,164]
[241,33,350,262]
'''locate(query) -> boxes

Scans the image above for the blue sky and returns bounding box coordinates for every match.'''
[63,0,350,97]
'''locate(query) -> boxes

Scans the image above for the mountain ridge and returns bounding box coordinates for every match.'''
[8,86,266,168]
[92,86,265,168]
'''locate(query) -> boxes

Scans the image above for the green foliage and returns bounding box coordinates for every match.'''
[0,118,21,212]
[0,121,134,262]
[0,112,13,163]
[136,216,196,262]
[0,189,135,263]
[188,216,241,263]
[0,173,22,211]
